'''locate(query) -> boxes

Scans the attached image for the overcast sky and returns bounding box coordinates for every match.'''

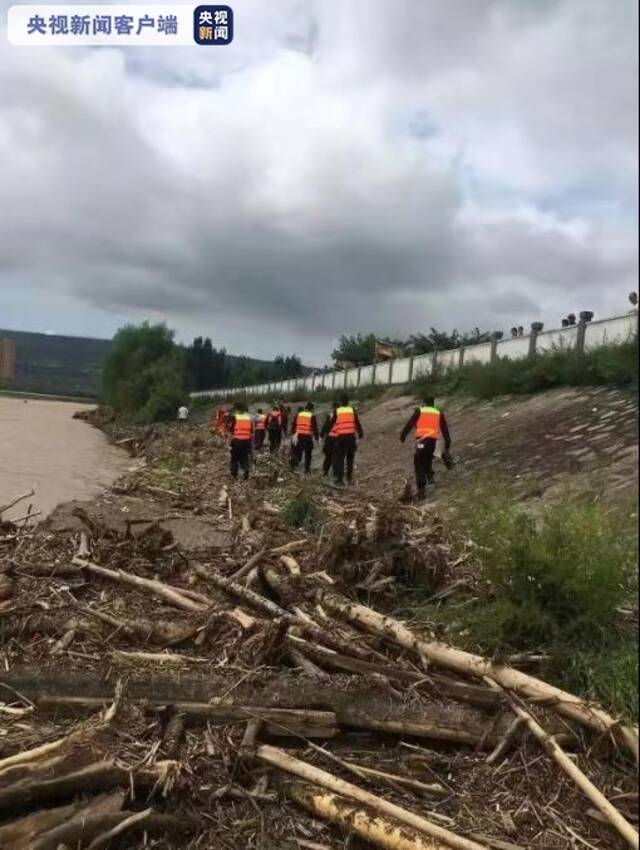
[0,0,637,365]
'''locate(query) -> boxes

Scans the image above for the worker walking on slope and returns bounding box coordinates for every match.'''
[399,395,452,500]
[227,401,254,480]
[266,404,283,453]
[253,408,267,451]
[290,401,319,473]
[320,402,339,476]
[328,395,364,485]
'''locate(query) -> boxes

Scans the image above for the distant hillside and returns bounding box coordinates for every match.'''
[0,328,305,398]
[0,329,110,398]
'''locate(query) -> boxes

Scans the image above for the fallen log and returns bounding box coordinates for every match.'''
[258,745,488,850]
[319,591,639,762]
[34,696,338,738]
[286,635,499,708]
[0,791,125,850]
[289,782,449,850]
[0,759,176,812]
[485,680,638,849]
[74,557,208,613]
[111,650,210,666]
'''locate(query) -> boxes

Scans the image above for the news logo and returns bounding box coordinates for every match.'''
[193,5,232,45]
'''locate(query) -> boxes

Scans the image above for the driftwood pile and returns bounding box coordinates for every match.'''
[0,419,638,850]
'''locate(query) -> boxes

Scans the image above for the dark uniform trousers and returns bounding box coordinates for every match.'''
[254,430,266,451]
[414,438,436,492]
[268,426,282,453]
[332,434,357,483]
[231,439,252,479]
[291,435,314,472]
[322,436,335,475]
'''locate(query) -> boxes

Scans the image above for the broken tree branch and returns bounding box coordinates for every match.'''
[318,591,639,762]
[258,744,489,850]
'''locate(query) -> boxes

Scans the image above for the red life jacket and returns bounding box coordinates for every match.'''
[233,413,253,440]
[415,406,441,440]
[335,406,356,436]
[255,414,266,431]
[295,411,313,436]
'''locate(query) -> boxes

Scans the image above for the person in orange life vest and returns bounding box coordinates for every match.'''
[399,395,451,500]
[227,401,254,480]
[327,394,364,485]
[253,408,267,451]
[265,404,283,453]
[290,401,319,472]
[320,402,339,476]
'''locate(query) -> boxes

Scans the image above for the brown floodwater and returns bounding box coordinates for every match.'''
[0,397,130,522]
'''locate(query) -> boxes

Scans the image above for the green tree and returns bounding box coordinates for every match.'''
[101,322,187,422]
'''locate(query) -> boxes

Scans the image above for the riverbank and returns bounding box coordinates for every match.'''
[0,406,637,849]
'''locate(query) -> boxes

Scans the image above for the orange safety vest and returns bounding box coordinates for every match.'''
[255,414,266,431]
[233,413,253,440]
[415,406,441,440]
[328,419,339,438]
[335,406,356,436]
[295,410,313,436]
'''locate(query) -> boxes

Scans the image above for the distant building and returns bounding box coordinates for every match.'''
[0,337,15,381]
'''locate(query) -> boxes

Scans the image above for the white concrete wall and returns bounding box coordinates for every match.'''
[195,313,635,398]
[392,357,411,383]
[537,326,578,353]
[412,353,434,378]
[585,314,636,350]
[463,341,492,365]
[496,337,529,360]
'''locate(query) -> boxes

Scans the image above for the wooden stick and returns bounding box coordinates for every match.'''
[270,539,307,555]
[280,554,301,577]
[111,650,210,665]
[0,488,35,516]
[229,548,267,582]
[289,783,450,850]
[486,716,526,765]
[484,682,638,849]
[50,628,76,656]
[258,744,489,850]
[198,569,374,661]
[318,591,639,762]
[341,762,446,795]
[87,807,153,850]
[74,558,208,613]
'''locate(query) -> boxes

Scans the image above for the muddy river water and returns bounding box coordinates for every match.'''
[0,397,130,521]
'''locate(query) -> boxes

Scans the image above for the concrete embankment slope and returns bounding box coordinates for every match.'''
[355,386,638,504]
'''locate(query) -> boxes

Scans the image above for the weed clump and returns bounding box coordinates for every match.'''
[457,488,637,649]
[282,491,323,531]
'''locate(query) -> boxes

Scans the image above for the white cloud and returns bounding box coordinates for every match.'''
[0,0,636,364]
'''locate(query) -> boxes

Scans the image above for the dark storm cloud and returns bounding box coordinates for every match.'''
[0,0,636,363]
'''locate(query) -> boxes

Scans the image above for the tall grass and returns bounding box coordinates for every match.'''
[399,481,638,719]
[441,339,636,400]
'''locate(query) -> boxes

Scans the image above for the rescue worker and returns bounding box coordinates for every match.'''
[290,401,319,473]
[266,404,283,453]
[399,395,451,500]
[227,401,254,480]
[253,408,267,450]
[212,405,229,436]
[320,402,339,476]
[328,395,364,485]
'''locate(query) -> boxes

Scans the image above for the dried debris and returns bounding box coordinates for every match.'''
[0,415,637,850]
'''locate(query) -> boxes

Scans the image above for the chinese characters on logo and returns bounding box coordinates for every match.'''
[26,11,179,37]
[193,5,233,44]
